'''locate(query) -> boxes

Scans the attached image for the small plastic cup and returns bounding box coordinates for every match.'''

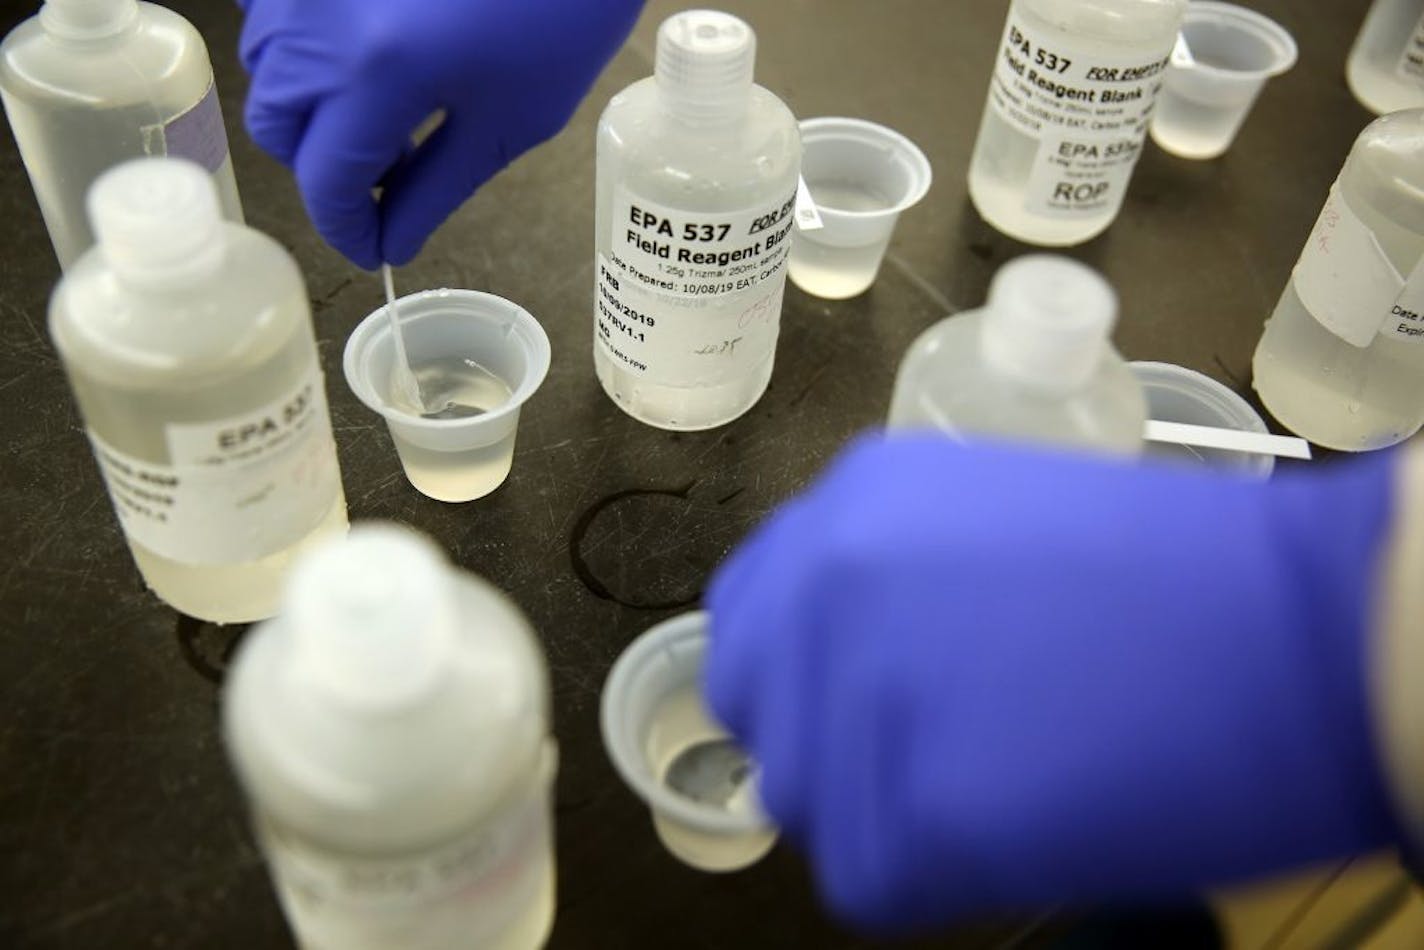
[1131,361,1274,478]
[789,117,932,300]
[600,611,777,872]
[343,289,550,503]
[1150,3,1297,161]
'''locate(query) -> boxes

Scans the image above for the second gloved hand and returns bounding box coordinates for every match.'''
[238,0,644,267]
[706,435,1402,931]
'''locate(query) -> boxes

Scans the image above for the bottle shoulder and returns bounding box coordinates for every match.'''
[892,312,1145,451]
[597,78,801,204]
[222,575,551,848]
[1014,0,1187,46]
[50,227,309,380]
[1341,110,1424,238]
[1,3,212,108]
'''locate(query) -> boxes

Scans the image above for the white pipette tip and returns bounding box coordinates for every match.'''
[795,176,824,231]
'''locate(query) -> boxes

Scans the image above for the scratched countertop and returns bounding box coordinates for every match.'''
[0,1,1379,947]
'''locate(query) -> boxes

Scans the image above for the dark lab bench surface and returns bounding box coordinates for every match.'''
[0,0,1378,946]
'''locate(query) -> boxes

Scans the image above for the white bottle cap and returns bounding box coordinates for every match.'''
[655,10,756,119]
[40,0,137,41]
[980,255,1119,393]
[286,524,459,714]
[87,158,226,288]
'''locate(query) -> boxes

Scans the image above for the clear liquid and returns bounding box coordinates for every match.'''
[1150,87,1254,161]
[132,499,347,623]
[268,809,555,950]
[966,0,1181,246]
[645,687,776,872]
[387,357,518,503]
[1252,130,1424,451]
[592,78,800,431]
[69,330,348,624]
[1347,0,1424,115]
[788,180,895,300]
[0,93,243,270]
[1253,284,1424,451]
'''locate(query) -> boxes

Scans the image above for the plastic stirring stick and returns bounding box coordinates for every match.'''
[382,264,426,413]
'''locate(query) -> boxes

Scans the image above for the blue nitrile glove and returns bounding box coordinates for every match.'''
[706,434,1403,932]
[238,0,643,268]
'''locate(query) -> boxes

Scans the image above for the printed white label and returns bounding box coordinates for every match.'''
[1292,184,1406,348]
[1383,257,1424,344]
[261,794,549,945]
[89,369,341,564]
[989,8,1172,217]
[597,186,796,381]
[1397,13,1424,83]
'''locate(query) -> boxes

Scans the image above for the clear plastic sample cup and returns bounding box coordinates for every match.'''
[344,290,550,503]
[788,117,932,300]
[601,611,777,872]
[1131,361,1274,478]
[1150,3,1297,161]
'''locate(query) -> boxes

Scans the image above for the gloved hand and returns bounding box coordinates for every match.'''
[706,434,1403,931]
[238,0,644,268]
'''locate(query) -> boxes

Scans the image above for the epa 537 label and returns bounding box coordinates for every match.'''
[988,6,1174,217]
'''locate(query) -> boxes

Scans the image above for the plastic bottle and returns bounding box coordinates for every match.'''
[224,524,557,950]
[1347,0,1424,116]
[0,0,243,270]
[1252,110,1424,452]
[967,0,1187,247]
[888,255,1146,455]
[593,9,801,430]
[48,158,345,623]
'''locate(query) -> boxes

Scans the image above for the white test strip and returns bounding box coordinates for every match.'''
[795,175,825,231]
[1145,421,1313,461]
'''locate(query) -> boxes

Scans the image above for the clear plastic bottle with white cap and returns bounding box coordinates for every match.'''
[1347,0,1424,116]
[593,9,801,430]
[1252,110,1424,452]
[48,157,345,623]
[966,0,1187,247]
[888,255,1146,454]
[223,524,557,950]
[0,0,243,270]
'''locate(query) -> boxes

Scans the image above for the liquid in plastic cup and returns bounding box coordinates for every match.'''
[343,289,551,503]
[789,117,932,300]
[1131,361,1274,478]
[1150,3,1297,161]
[600,611,777,872]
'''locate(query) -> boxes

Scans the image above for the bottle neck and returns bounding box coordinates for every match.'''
[40,0,140,43]
[653,83,750,129]
[980,319,1103,395]
[107,232,227,294]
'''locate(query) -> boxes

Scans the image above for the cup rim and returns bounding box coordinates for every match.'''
[1178,2,1298,80]
[600,611,774,836]
[797,116,934,219]
[342,288,551,433]
[1129,360,1274,477]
